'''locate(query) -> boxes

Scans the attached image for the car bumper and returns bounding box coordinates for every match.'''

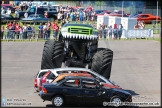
[39,91,52,101]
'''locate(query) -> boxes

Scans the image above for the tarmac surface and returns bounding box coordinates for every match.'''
[1,40,161,107]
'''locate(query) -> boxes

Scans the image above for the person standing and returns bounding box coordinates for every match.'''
[113,23,118,39]
[44,11,48,18]
[108,25,113,39]
[118,24,123,40]
[22,23,27,39]
[15,23,20,39]
[134,22,139,29]
[1,26,4,39]
[52,22,59,40]
[19,26,23,40]
[70,12,75,21]
[38,23,44,39]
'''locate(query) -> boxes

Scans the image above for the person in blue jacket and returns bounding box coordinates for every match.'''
[79,10,84,22]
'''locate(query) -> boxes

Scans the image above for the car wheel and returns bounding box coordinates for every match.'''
[110,96,122,107]
[52,95,64,107]
[91,48,113,79]
[41,40,64,69]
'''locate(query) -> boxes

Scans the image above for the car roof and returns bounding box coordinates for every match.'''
[138,14,152,16]
[52,67,93,72]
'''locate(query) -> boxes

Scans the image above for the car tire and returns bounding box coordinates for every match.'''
[110,96,122,107]
[91,48,113,79]
[52,95,64,107]
[41,40,64,69]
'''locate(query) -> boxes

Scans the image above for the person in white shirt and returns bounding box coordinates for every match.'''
[6,8,11,15]
[83,11,86,21]
[1,7,5,14]
[57,12,62,22]
[43,23,48,40]
[24,12,28,18]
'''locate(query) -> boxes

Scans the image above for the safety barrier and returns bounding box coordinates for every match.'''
[122,29,154,39]
[0,28,161,42]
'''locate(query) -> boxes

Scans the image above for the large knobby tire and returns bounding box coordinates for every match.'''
[91,48,113,79]
[41,40,64,69]
[52,95,65,107]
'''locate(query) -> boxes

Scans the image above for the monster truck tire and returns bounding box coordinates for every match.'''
[91,48,113,79]
[41,40,64,69]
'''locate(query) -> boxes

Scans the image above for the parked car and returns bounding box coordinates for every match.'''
[1,14,19,23]
[128,13,139,18]
[1,5,15,13]
[39,76,132,107]
[136,14,161,24]
[95,10,106,14]
[20,14,50,24]
[17,7,58,20]
[34,68,121,92]
[95,10,112,16]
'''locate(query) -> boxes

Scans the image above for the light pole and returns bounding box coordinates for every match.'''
[156,0,158,28]
[122,1,124,17]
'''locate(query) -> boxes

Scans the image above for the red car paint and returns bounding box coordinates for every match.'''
[102,83,122,89]
[39,70,51,91]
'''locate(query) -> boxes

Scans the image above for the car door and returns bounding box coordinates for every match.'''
[60,78,82,104]
[81,79,107,105]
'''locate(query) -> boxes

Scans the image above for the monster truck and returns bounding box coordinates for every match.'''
[41,22,113,79]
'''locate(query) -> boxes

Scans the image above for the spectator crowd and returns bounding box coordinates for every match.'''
[0,1,149,40]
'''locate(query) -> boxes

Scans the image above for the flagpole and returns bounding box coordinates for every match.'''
[34,3,38,26]
[122,1,124,17]
[156,0,158,28]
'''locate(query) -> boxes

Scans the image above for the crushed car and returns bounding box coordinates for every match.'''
[39,76,132,107]
[34,68,121,92]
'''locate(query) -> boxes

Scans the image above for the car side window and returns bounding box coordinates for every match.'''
[82,80,97,89]
[46,72,55,79]
[38,72,47,78]
[62,79,80,88]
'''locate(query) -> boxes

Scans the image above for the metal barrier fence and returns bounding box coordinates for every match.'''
[1,28,161,42]
[1,20,51,25]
